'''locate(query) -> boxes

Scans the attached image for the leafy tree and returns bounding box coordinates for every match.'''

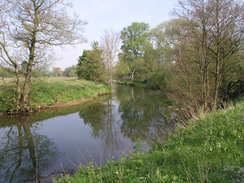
[120,22,151,80]
[150,19,189,63]
[114,60,130,81]
[77,44,106,82]
[116,22,171,88]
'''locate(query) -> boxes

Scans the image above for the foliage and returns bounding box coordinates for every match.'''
[120,22,150,60]
[0,84,17,111]
[115,1,243,109]
[55,100,244,183]
[116,22,172,89]
[114,61,130,81]
[119,22,151,81]
[77,47,106,82]
[63,65,77,77]
[221,80,244,101]
[164,0,244,110]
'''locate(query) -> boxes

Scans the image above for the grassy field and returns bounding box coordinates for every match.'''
[55,100,244,183]
[0,77,110,112]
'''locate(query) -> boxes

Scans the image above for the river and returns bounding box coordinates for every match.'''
[0,85,177,183]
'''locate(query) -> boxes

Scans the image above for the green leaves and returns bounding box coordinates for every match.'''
[120,22,150,60]
[77,48,106,82]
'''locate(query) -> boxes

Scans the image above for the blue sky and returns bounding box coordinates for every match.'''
[54,0,178,69]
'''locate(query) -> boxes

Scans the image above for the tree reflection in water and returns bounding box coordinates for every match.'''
[79,98,126,159]
[115,86,176,143]
[79,85,177,153]
[0,117,56,183]
[0,85,177,183]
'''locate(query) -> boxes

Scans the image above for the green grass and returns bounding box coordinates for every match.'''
[55,101,244,183]
[0,77,110,112]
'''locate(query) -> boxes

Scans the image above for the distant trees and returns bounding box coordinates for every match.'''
[0,0,86,110]
[77,42,106,82]
[115,22,170,89]
[113,0,243,111]
[76,33,121,84]
[52,67,63,77]
[64,66,77,77]
[1,0,240,113]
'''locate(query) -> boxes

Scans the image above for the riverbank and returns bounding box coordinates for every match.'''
[55,100,244,183]
[0,78,110,113]
[115,80,161,90]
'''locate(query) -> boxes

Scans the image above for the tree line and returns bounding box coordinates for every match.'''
[76,0,244,112]
[0,0,243,112]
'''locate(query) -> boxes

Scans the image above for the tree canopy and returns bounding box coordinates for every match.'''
[77,46,105,82]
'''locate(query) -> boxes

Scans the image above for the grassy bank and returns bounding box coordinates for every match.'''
[55,100,244,183]
[0,77,110,112]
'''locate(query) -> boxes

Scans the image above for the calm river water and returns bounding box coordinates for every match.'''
[0,85,177,183]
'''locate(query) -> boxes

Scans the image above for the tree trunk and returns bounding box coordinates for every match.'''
[19,44,36,110]
[213,0,221,109]
[130,69,135,81]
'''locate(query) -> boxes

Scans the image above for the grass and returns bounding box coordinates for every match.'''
[55,100,244,183]
[0,77,110,112]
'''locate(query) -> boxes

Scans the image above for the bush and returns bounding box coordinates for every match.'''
[0,86,17,111]
[146,71,167,90]
[221,80,244,101]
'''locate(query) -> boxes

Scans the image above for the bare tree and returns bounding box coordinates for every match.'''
[0,1,7,29]
[174,0,244,110]
[0,0,86,110]
[207,0,244,107]
[100,31,121,86]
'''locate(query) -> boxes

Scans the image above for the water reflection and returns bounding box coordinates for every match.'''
[0,117,56,183]
[116,86,175,142]
[0,85,177,183]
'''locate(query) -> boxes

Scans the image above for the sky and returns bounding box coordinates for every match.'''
[54,0,179,69]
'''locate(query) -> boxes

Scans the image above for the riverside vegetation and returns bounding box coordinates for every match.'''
[0,78,110,112]
[55,99,244,183]
[0,0,243,183]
